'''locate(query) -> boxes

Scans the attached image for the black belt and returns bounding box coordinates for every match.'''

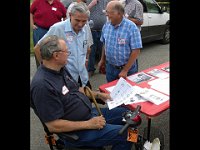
[108,62,125,70]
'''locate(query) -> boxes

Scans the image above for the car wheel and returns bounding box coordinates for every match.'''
[160,25,170,44]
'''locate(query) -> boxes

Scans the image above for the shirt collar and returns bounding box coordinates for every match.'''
[45,0,55,5]
[111,17,125,28]
[41,64,64,75]
[64,18,85,35]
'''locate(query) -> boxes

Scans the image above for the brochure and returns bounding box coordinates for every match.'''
[106,77,169,109]
[127,72,155,84]
[147,69,169,79]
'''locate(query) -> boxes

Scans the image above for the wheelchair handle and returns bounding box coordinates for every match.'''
[118,105,141,135]
[118,123,129,135]
[130,105,141,120]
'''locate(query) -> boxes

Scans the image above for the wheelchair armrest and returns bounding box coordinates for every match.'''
[57,132,79,142]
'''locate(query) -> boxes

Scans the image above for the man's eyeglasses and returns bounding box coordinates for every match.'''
[104,10,117,15]
[54,50,71,56]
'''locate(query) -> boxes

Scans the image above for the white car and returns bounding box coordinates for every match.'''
[61,0,170,44]
[140,0,170,44]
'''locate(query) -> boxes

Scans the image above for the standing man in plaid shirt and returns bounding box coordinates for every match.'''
[98,0,142,82]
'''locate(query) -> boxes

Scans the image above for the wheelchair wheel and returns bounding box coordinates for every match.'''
[143,127,165,150]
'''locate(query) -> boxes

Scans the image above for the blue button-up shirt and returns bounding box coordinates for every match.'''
[100,18,142,67]
[38,19,89,86]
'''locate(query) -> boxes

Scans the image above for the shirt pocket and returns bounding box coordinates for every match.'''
[80,40,88,55]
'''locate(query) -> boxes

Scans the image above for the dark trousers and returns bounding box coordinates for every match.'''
[33,26,48,67]
[88,31,103,72]
[106,60,138,82]
[62,106,133,150]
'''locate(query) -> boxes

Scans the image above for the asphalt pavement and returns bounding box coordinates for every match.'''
[30,42,169,150]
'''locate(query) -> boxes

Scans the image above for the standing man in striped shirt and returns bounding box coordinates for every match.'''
[98,0,142,82]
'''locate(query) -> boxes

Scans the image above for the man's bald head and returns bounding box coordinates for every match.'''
[105,0,124,25]
[106,0,124,15]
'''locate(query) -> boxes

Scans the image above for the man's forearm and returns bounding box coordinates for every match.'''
[100,45,106,62]
[34,44,42,64]
[123,49,140,72]
[88,0,98,10]
[128,17,143,26]
[46,119,91,133]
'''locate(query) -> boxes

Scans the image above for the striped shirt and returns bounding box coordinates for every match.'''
[100,18,142,66]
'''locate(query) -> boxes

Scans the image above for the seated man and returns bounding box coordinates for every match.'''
[30,35,133,150]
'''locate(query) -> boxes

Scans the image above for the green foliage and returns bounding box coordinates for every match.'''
[30,0,34,55]
[30,30,34,55]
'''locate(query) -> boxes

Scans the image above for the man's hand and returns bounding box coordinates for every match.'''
[32,24,38,30]
[98,59,106,73]
[97,92,111,102]
[88,115,106,130]
[118,69,128,79]
[85,59,89,69]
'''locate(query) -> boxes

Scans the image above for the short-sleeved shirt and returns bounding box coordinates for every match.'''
[38,19,89,86]
[30,0,66,29]
[30,65,92,123]
[100,18,142,67]
[87,0,108,30]
[67,2,93,47]
[124,0,143,31]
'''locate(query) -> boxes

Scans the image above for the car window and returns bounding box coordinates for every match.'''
[145,0,160,13]
[138,0,147,12]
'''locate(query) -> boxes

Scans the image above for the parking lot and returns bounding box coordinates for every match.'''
[30,41,169,150]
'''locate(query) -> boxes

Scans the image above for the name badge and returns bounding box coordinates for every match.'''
[52,7,57,11]
[118,38,126,44]
[62,85,69,95]
[66,36,73,42]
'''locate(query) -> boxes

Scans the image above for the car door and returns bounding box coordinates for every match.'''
[144,0,168,38]
[141,11,149,40]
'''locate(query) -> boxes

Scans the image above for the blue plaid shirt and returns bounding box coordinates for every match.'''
[100,17,142,66]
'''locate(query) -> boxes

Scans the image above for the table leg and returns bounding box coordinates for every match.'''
[147,117,151,141]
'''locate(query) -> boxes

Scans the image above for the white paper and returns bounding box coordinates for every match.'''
[127,72,155,84]
[105,86,115,93]
[161,66,170,72]
[139,88,169,105]
[148,78,169,95]
[107,78,133,109]
[147,69,169,79]
[123,86,148,105]
[106,77,169,109]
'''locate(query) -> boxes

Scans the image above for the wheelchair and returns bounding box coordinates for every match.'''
[30,86,106,150]
[31,108,105,150]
